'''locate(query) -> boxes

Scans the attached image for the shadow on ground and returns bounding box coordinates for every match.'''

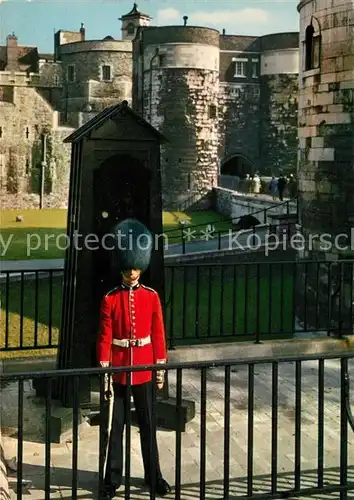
[7,464,354,499]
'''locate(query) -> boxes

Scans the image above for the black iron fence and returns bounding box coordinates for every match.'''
[163,198,297,252]
[0,269,62,353]
[1,353,354,499]
[1,260,354,353]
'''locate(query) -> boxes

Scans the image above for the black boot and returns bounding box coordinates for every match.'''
[101,482,121,499]
[145,477,171,496]
[155,478,171,496]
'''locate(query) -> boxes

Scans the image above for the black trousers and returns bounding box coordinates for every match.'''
[105,381,163,486]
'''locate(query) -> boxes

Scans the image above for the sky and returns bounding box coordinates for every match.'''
[0,0,299,54]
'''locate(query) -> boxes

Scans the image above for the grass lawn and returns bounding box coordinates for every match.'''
[0,263,294,359]
[162,211,233,245]
[1,209,232,260]
[1,209,68,261]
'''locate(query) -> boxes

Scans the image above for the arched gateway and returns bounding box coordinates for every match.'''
[220,154,254,178]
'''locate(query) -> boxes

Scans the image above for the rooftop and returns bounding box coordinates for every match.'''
[119,2,152,20]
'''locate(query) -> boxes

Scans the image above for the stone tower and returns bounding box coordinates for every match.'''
[297,0,354,331]
[119,3,152,41]
[132,26,220,210]
[298,0,354,239]
[259,33,299,175]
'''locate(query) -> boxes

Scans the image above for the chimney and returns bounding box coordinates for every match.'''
[222,28,226,35]
[6,32,19,71]
[80,23,85,41]
[183,16,188,26]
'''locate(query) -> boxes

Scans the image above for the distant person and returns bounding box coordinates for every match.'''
[253,173,261,196]
[244,173,251,193]
[288,174,296,198]
[277,175,287,201]
[269,177,278,200]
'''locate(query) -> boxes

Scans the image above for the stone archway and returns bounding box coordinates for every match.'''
[220,154,254,178]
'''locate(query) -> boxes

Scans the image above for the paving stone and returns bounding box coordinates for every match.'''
[2,358,354,499]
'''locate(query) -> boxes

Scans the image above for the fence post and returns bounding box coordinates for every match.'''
[340,358,349,499]
[181,228,185,254]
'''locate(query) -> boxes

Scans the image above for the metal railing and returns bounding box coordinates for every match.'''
[1,260,354,352]
[1,352,354,499]
[163,197,297,252]
[0,269,62,352]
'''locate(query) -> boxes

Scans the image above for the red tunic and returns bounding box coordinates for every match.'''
[97,282,167,385]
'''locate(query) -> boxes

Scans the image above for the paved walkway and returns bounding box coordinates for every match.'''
[2,358,354,499]
[0,259,64,272]
[219,191,292,203]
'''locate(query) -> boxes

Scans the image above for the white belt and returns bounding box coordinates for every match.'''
[112,335,151,348]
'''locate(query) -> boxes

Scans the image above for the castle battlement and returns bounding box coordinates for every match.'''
[0,3,302,210]
[0,71,61,87]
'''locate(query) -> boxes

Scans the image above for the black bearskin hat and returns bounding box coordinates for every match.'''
[111,218,153,272]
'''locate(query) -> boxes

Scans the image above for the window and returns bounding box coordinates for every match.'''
[25,159,30,175]
[208,104,217,119]
[0,86,14,103]
[159,54,166,67]
[0,127,2,138]
[67,65,75,82]
[248,86,260,99]
[53,75,60,86]
[25,127,29,139]
[304,19,321,71]
[232,58,247,77]
[231,86,242,97]
[127,23,135,35]
[252,60,258,78]
[101,65,111,81]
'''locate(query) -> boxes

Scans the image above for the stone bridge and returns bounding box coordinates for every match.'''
[214,187,298,225]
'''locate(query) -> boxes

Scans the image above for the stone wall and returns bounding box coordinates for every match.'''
[154,69,219,210]
[218,32,299,175]
[260,74,298,175]
[297,0,354,238]
[296,0,354,334]
[136,27,220,210]
[38,60,63,87]
[214,186,297,221]
[219,83,260,169]
[0,86,73,208]
[0,25,301,211]
[59,40,132,116]
[213,186,234,217]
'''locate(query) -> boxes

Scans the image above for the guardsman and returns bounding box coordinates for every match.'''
[97,218,171,499]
